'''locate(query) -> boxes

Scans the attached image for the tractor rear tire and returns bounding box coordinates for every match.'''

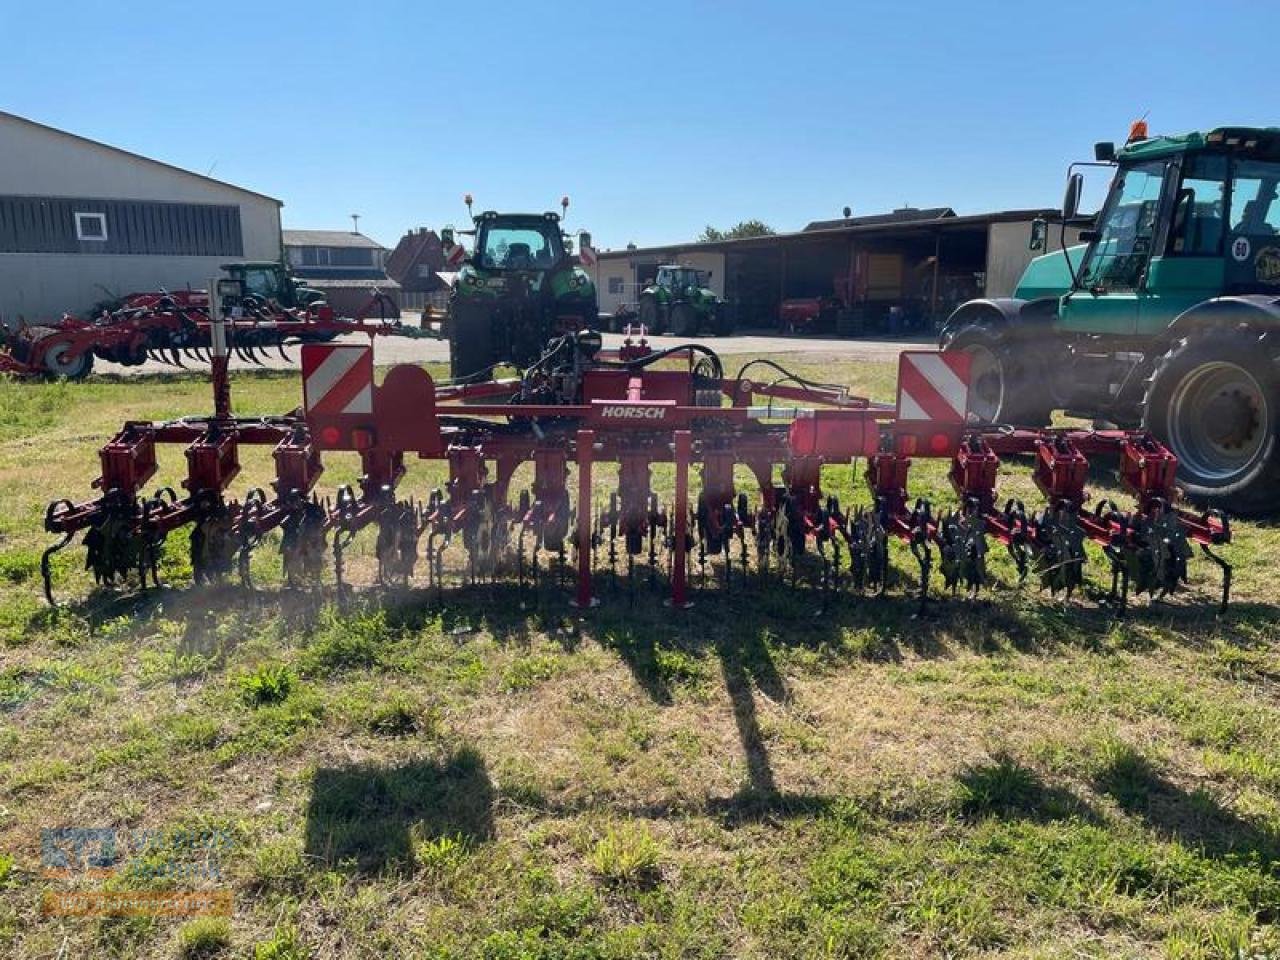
[669,304,697,338]
[43,342,94,380]
[1143,328,1280,515]
[713,305,734,337]
[943,323,1051,426]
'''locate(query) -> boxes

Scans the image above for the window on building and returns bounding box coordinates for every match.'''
[607,276,626,295]
[74,212,107,241]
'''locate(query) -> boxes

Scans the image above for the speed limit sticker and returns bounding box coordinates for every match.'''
[1232,236,1252,262]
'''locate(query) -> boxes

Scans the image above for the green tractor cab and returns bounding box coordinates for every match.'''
[447,208,598,380]
[221,261,326,311]
[942,123,1280,513]
[638,265,730,336]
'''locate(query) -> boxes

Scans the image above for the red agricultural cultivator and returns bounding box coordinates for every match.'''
[0,263,423,379]
[40,322,1234,614]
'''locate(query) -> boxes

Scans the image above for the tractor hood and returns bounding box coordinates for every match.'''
[1013,245,1085,301]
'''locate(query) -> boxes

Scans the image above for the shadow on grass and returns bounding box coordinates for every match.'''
[956,752,1097,823]
[304,747,495,873]
[1094,748,1280,868]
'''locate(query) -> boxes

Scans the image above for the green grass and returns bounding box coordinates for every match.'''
[1,357,1279,957]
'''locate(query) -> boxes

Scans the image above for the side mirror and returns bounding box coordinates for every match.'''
[1094,141,1116,163]
[441,226,455,247]
[579,230,592,250]
[1028,218,1047,252]
[1062,173,1084,221]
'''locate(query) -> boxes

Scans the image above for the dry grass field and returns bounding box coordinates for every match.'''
[1,355,1278,959]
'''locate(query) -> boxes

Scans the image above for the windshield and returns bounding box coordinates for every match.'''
[477,222,564,270]
[663,268,707,287]
[241,268,280,298]
[1081,159,1167,291]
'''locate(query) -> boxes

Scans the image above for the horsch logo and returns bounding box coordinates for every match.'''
[599,405,668,420]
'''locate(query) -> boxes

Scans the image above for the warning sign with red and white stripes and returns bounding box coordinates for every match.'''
[895,351,971,423]
[302,345,373,417]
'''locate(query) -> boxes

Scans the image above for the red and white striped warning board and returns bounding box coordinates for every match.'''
[444,242,467,268]
[895,351,971,422]
[302,345,373,416]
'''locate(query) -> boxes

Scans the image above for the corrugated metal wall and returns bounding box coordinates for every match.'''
[0,196,243,256]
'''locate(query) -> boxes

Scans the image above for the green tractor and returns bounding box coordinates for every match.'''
[942,123,1280,514]
[446,205,598,380]
[637,265,729,336]
[224,261,327,311]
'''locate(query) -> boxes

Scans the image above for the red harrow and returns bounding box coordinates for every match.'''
[1,288,423,379]
[40,325,1233,614]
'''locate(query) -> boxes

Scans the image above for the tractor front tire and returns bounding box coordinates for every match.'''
[669,304,697,338]
[943,323,1051,426]
[1143,328,1280,515]
[448,307,494,382]
[638,297,663,335]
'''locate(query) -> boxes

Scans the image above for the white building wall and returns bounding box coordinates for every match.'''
[0,113,281,320]
[985,220,1084,298]
[588,254,635,315]
[589,249,728,315]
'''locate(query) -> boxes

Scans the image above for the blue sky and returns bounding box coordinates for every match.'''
[2,1,1273,250]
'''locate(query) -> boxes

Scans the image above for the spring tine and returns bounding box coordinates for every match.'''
[277,342,290,362]
[170,348,187,368]
[40,530,75,605]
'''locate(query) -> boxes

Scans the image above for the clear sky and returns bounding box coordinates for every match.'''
[2,0,1273,250]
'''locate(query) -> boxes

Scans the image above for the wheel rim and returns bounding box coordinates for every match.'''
[962,344,1003,422]
[1167,361,1269,483]
[45,344,86,376]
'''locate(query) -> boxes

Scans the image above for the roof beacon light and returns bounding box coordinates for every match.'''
[464,193,474,215]
[1127,119,1149,143]
[561,195,570,216]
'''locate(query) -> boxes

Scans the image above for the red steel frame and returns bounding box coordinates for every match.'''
[40,339,1233,612]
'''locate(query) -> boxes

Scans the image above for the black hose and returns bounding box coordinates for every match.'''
[732,357,843,393]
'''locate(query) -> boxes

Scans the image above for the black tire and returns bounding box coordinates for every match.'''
[448,304,494,381]
[1143,328,1280,515]
[943,323,1052,426]
[669,303,697,338]
[43,341,94,380]
[638,296,663,334]
[713,304,733,336]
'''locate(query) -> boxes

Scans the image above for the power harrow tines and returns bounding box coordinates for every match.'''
[41,326,1236,615]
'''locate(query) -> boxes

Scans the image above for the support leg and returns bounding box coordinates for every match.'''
[669,431,693,609]
[571,429,597,609]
